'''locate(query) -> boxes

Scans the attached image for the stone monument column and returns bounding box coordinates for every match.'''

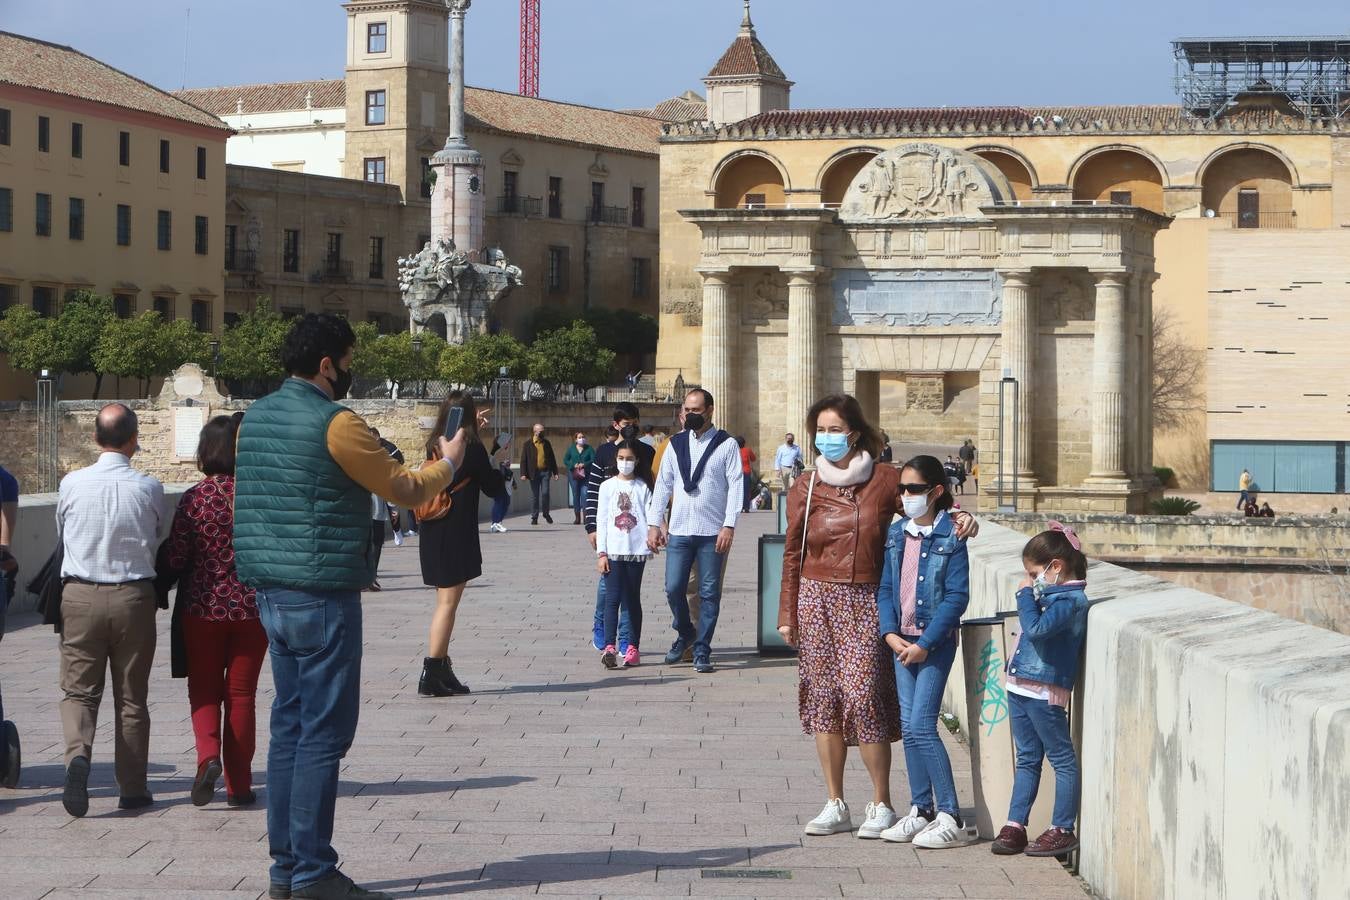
[999,270,1036,485]
[431,0,484,260]
[1088,271,1130,481]
[1136,270,1158,480]
[785,270,820,438]
[699,270,735,427]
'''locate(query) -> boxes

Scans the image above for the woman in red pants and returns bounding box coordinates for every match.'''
[163,413,268,807]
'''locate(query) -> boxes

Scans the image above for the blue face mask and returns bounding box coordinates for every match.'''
[814,432,851,462]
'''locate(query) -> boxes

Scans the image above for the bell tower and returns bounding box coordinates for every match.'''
[703,0,792,125]
[342,0,449,208]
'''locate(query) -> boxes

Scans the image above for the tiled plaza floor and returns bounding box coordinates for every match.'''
[0,510,1085,898]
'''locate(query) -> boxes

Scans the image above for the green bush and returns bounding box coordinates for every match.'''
[1153,466,1176,487]
[1151,496,1201,516]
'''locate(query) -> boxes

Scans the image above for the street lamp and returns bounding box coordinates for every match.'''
[208,339,220,379]
[996,371,1019,513]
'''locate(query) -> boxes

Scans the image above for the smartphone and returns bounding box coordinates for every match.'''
[442,405,464,439]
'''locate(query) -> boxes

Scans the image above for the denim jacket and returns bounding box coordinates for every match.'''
[877,511,970,651]
[1007,583,1089,690]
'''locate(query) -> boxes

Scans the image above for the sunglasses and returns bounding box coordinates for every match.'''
[900,483,932,495]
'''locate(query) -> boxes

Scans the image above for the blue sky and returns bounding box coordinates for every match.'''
[5,0,1348,110]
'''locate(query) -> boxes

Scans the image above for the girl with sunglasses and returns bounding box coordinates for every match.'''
[876,454,977,849]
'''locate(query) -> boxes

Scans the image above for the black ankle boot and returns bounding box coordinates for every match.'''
[418,657,455,697]
[443,657,471,695]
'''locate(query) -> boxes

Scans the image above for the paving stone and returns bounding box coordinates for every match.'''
[0,512,1083,898]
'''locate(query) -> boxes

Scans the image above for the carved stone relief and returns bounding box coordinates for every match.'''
[661,298,703,327]
[833,269,1003,327]
[1037,272,1094,325]
[839,143,1012,222]
[741,272,787,324]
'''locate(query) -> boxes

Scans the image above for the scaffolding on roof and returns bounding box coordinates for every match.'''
[1173,36,1350,120]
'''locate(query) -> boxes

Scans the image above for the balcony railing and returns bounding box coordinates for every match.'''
[319,257,353,282]
[1219,210,1295,229]
[496,195,542,216]
[225,249,258,272]
[589,205,629,226]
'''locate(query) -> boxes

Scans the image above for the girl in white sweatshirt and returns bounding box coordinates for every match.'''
[595,441,653,668]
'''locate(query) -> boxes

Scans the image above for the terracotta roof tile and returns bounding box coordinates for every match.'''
[667,103,1332,138]
[707,32,787,80]
[623,93,709,123]
[175,79,345,116]
[174,79,661,155]
[0,30,230,132]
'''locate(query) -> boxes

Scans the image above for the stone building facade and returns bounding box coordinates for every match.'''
[175,0,664,338]
[0,32,232,399]
[657,9,1350,502]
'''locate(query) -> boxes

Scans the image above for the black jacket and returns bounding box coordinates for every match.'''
[520,436,558,479]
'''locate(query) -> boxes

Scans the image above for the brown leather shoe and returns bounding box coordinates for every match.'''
[990,824,1028,855]
[1026,826,1079,857]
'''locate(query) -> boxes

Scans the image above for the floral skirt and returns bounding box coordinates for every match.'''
[796,578,901,746]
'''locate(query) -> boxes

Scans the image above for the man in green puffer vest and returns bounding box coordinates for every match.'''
[234,314,465,900]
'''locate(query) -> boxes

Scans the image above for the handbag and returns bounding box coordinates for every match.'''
[28,541,65,633]
[414,475,472,523]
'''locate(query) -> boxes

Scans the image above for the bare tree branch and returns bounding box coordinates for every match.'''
[1152,306,1204,431]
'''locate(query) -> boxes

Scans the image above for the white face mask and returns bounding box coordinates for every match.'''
[617,460,637,476]
[901,492,932,519]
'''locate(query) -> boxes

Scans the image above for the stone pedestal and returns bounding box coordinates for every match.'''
[785,270,820,438]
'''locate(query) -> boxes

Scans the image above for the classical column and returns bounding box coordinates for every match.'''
[699,271,735,427]
[1137,271,1157,480]
[1000,270,1036,483]
[1089,271,1130,480]
[785,270,820,439]
[431,0,484,258]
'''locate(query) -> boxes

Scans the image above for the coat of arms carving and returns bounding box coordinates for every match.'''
[840,143,1010,222]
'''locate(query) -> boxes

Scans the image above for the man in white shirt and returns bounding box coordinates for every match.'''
[646,389,742,673]
[773,433,802,493]
[55,403,166,817]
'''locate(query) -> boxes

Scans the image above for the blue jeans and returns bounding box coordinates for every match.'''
[1008,691,1079,830]
[664,534,726,660]
[571,480,587,517]
[530,473,551,518]
[895,637,960,816]
[490,491,510,525]
[603,560,645,649]
[256,588,363,892]
[593,576,631,649]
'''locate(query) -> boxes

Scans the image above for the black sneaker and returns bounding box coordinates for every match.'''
[228,790,257,807]
[664,639,691,664]
[292,870,393,899]
[0,720,19,789]
[268,885,292,900]
[693,657,714,674]
[542,513,553,524]
[117,794,154,811]
[63,755,90,817]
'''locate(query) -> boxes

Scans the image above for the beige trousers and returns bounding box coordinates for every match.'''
[59,580,157,796]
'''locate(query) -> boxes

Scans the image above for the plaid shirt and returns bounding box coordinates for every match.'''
[57,452,165,583]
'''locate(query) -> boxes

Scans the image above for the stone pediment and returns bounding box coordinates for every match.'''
[838,143,1013,223]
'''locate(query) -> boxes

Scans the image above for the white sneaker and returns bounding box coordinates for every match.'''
[490,523,506,533]
[803,798,851,836]
[855,801,897,839]
[879,805,932,843]
[912,811,978,849]
[392,531,404,547]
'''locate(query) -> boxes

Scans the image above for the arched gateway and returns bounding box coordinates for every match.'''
[679,142,1169,513]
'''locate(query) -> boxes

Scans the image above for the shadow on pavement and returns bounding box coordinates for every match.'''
[350,774,535,797]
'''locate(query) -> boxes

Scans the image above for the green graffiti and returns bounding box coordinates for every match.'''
[978,637,1009,737]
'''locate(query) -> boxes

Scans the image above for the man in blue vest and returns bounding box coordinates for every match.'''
[646,389,743,674]
[234,314,465,900]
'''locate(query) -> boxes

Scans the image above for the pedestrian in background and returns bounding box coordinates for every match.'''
[736,435,757,512]
[161,412,267,809]
[56,403,165,818]
[564,432,594,525]
[488,434,514,534]
[773,433,802,494]
[520,424,558,525]
[371,428,408,545]
[233,313,465,900]
[1237,468,1253,510]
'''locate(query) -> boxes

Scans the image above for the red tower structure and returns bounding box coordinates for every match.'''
[519,0,540,97]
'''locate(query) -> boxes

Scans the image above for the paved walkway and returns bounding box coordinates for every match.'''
[0,511,1084,898]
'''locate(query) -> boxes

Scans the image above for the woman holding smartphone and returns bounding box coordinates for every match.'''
[417,392,503,697]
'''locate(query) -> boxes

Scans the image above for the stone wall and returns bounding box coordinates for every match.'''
[953,521,1350,900]
[0,397,680,489]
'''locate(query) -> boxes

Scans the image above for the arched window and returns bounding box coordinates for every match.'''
[818,150,878,207]
[971,149,1035,201]
[714,153,786,209]
[1200,146,1295,229]
[1071,148,1165,213]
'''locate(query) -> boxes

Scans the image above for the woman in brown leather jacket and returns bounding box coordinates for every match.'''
[778,394,975,841]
